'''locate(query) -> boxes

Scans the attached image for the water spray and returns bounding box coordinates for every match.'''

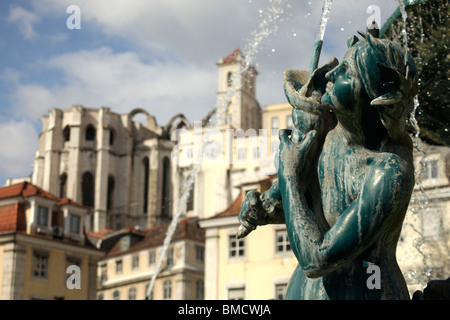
[145,0,288,300]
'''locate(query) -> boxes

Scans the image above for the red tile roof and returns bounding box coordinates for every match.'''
[104,217,205,258]
[57,197,89,210]
[222,48,243,63]
[0,182,87,210]
[86,228,116,240]
[213,192,242,218]
[0,182,58,202]
[0,203,26,234]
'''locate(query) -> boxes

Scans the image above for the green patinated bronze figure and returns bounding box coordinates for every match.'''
[238,30,419,300]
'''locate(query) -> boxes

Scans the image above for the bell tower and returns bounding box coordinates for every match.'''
[216,49,261,130]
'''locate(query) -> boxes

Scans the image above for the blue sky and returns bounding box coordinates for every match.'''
[0,0,400,185]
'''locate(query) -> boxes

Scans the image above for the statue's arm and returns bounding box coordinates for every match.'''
[279,153,414,278]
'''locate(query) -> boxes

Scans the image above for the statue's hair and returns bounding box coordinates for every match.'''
[347,34,418,117]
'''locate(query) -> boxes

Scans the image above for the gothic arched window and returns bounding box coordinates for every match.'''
[109,129,115,145]
[85,125,96,141]
[143,157,149,214]
[161,157,171,217]
[63,126,71,142]
[107,175,115,211]
[81,172,95,208]
[59,173,67,199]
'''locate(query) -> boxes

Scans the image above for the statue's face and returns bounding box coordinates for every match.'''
[321,56,359,114]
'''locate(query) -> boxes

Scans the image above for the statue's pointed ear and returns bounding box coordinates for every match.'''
[347,35,359,48]
[370,91,403,106]
[371,79,404,106]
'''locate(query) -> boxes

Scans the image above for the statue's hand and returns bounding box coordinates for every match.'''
[237,181,286,239]
[284,58,339,116]
[237,190,265,238]
[278,129,316,178]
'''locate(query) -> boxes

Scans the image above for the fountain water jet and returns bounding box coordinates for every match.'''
[145,0,289,299]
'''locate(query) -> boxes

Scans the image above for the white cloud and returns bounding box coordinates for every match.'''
[7,6,41,40]
[9,47,217,124]
[0,120,39,183]
[2,0,401,184]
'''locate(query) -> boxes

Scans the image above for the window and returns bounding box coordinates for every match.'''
[115,260,123,274]
[81,172,95,208]
[227,71,233,87]
[271,116,279,129]
[286,114,293,129]
[228,287,245,300]
[109,129,115,145]
[36,206,49,227]
[196,245,204,264]
[113,290,120,300]
[143,158,149,214]
[196,280,204,300]
[423,159,439,180]
[166,247,174,267]
[275,283,287,300]
[63,125,71,142]
[32,251,49,279]
[107,176,115,211]
[63,126,70,142]
[229,236,245,258]
[161,157,171,218]
[148,251,155,266]
[205,142,220,159]
[132,255,139,271]
[128,287,137,300]
[275,229,291,253]
[59,173,67,199]
[163,280,172,299]
[85,124,96,141]
[237,148,246,161]
[69,214,81,234]
[100,264,107,283]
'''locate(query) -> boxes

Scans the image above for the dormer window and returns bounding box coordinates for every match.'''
[423,158,439,180]
[36,206,49,227]
[69,214,81,234]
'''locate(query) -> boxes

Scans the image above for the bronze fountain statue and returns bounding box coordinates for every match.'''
[237,27,420,299]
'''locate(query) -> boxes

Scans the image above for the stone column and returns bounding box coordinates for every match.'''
[1,241,26,300]
[43,109,62,195]
[67,106,83,202]
[204,228,219,300]
[93,108,110,231]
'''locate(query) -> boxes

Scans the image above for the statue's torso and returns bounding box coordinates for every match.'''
[285,128,411,300]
